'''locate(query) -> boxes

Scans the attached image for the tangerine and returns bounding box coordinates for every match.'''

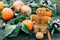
[2,8,14,21]
[0,1,4,10]
[13,1,24,11]
[20,5,32,14]
[22,20,33,31]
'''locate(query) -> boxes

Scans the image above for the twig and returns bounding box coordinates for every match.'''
[47,30,51,40]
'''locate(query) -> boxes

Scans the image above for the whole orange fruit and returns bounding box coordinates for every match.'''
[20,5,32,14]
[2,8,14,21]
[13,1,24,11]
[45,10,52,17]
[0,1,4,10]
[22,20,33,31]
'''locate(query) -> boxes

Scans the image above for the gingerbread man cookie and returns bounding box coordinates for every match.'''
[30,8,52,33]
[30,7,52,40]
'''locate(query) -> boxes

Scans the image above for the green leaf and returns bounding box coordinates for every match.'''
[7,14,27,25]
[55,28,60,32]
[21,24,30,34]
[47,23,52,30]
[27,1,39,14]
[47,23,55,36]
[8,22,21,37]
[33,0,40,4]
[27,12,31,18]
[4,24,17,38]
[51,28,55,36]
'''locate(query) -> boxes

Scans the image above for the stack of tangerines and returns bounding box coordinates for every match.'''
[0,0,33,31]
[1,0,32,21]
